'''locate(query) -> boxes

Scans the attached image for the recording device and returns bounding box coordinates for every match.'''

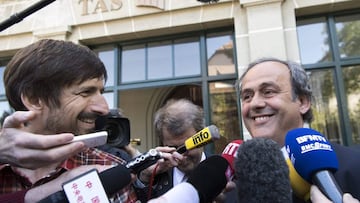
[281,147,311,202]
[129,125,220,175]
[38,164,132,203]
[70,131,108,148]
[235,138,292,203]
[95,109,130,148]
[127,124,221,174]
[126,148,162,174]
[285,128,343,203]
[176,125,220,154]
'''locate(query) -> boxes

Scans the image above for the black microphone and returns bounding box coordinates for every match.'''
[285,128,343,203]
[148,155,230,203]
[187,155,230,203]
[38,164,132,203]
[235,137,292,203]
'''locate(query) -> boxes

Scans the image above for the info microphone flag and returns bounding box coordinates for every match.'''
[176,125,220,154]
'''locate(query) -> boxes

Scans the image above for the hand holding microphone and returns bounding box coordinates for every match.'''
[138,125,221,183]
[311,185,360,203]
[148,155,231,203]
[285,128,343,203]
[38,164,132,203]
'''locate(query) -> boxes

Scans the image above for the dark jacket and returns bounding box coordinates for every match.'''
[332,143,360,200]
[133,169,174,203]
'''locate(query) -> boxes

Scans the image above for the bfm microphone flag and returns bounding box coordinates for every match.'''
[285,128,343,203]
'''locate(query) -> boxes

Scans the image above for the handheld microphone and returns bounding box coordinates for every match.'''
[281,147,311,202]
[147,155,229,203]
[285,128,343,203]
[38,164,132,203]
[187,155,230,203]
[221,139,243,179]
[176,125,220,154]
[235,138,292,203]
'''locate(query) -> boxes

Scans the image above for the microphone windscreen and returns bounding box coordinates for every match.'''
[235,138,292,203]
[187,155,229,203]
[285,128,338,182]
[99,164,132,197]
[221,139,243,178]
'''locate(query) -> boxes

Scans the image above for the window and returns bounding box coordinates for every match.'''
[94,28,240,153]
[335,14,360,59]
[297,17,332,64]
[207,32,236,76]
[0,60,11,124]
[297,11,360,145]
[120,37,201,83]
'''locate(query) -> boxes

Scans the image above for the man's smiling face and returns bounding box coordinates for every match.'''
[240,61,307,146]
[42,77,109,135]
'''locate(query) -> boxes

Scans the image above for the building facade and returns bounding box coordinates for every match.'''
[0,0,359,153]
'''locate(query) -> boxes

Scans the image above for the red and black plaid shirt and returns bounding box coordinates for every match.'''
[0,148,138,203]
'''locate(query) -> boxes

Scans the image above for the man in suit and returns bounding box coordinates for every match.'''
[133,98,207,202]
[238,57,360,201]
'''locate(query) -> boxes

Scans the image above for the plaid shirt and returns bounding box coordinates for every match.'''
[0,147,138,203]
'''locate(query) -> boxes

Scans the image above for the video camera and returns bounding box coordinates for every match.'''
[95,109,130,148]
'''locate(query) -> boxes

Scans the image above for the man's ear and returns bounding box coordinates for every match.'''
[21,93,43,111]
[298,95,311,114]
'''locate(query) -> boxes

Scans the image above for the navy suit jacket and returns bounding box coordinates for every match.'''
[332,143,360,199]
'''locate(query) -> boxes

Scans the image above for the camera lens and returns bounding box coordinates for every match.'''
[104,118,130,147]
[95,110,130,148]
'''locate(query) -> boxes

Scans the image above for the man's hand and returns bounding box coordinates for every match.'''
[310,185,360,203]
[138,146,183,183]
[213,180,236,202]
[0,111,86,169]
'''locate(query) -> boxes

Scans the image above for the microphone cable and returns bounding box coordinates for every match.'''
[147,162,160,201]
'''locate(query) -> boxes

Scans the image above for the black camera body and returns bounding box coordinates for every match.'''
[95,109,130,148]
